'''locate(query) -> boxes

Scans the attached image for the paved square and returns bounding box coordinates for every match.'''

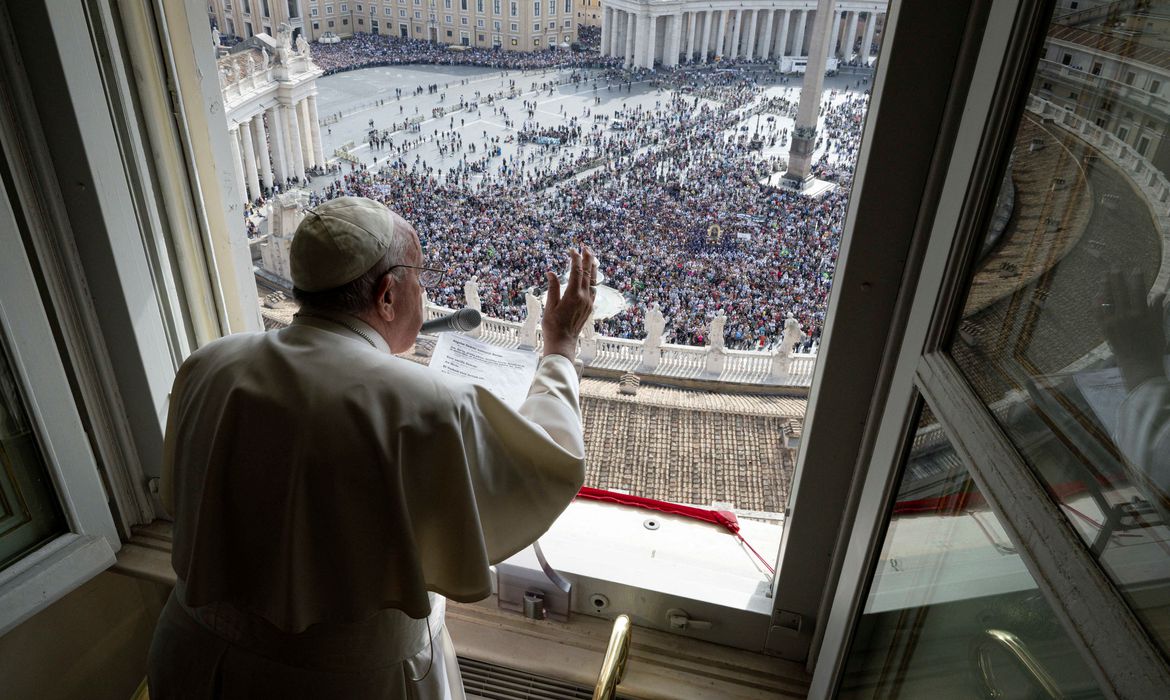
[310,64,869,190]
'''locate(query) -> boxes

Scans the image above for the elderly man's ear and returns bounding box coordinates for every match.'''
[375,274,396,323]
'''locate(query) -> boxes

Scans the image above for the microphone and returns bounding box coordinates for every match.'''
[419,308,482,334]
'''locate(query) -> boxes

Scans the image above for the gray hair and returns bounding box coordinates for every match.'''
[292,214,414,314]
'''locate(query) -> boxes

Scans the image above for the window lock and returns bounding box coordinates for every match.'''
[666,608,712,631]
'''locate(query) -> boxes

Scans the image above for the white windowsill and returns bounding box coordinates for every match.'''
[0,534,117,636]
[113,520,808,698]
[519,499,780,613]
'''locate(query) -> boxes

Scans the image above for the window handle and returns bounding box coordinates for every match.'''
[667,608,712,631]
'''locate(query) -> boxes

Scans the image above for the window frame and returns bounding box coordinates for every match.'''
[27,0,1158,669]
[0,20,123,631]
[810,0,1170,695]
[0,0,261,631]
[0,180,120,636]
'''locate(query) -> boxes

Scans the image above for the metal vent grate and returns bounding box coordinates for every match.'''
[459,656,633,700]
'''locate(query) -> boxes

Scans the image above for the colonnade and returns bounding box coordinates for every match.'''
[228,94,326,202]
[599,3,886,70]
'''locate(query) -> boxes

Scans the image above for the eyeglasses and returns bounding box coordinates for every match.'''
[387,264,445,288]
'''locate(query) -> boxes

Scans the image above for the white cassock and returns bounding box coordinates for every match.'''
[148,312,586,699]
[1113,377,1170,522]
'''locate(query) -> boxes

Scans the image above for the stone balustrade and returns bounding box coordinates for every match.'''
[418,294,817,388]
[1026,95,1170,294]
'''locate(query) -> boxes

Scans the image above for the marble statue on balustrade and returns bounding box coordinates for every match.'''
[639,303,667,372]
[296,35,309,56]
[644,303,666,348]
[708,311,727,351]
[261,48,271,71]
[463,277,482,337]
[579,319,598,365]
[519,291,542,349]
[463,276,482,312]
[780,315,804,356]
[245,54,256,77]
[704,311,728,377]
[770,314,806,380]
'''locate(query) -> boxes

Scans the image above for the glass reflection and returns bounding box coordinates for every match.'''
[950,2,1170,657]
[0,332,65,569]
[839,409,1102,699]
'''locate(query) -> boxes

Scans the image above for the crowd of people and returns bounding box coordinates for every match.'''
[298,65,871,350]
[309,32,620,75]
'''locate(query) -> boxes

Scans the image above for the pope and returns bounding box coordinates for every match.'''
[148,196,597,699]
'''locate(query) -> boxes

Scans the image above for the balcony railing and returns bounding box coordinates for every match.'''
[420,291,817,388]
[1035,58,1170,115]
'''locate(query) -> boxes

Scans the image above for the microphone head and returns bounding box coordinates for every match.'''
[420,308,483,334]
[452,307,482,332]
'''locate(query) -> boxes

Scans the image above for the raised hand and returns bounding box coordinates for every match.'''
[541,247,597,359]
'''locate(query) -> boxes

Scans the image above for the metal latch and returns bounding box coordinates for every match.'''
[496,542,572,622]
[666,608,713,631]
[523,591,547,620]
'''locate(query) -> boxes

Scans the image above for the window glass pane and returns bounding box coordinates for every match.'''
[0,331,66,569]
[948,2,1170,656]
[840,409,1104,698]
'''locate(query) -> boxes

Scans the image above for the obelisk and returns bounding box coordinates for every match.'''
[783,0,836,188]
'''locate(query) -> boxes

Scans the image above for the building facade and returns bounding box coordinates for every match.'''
[209,0,579,52]
[208,0,308,43]
[577,0,602,27]
[599,0,886,69]
[344,0,580,51]
[217,29,325,201]
[1034,22,1170,177]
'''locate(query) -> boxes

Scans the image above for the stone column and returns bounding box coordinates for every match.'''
[862,12,877,62]
[625,11,636,68]
[686,11,697,62]
[635,14,653,68]
[785,0,835,185]
[228,125,247,203]
[715,9,728,59]
[748,8,758,57]
[600,7,610,57]
[297,99,315,169]
[651,15,662,66]
[606,9,616,56]
[829,9,842,57]
[794,9,808,56]
[758,9,774,60]
[777,9,790,58]
[729,10,742,60]
[267,107,288,183]
[745,10,758,60]
[238,119,261,201]
[284,101,306,181]
[307,94,325,168]
[251,115,273,191]
[727,11,738,57]
[610,10,619,59]
[701,10,713,62]
[666,13,682,66]
[845,10,859,62]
